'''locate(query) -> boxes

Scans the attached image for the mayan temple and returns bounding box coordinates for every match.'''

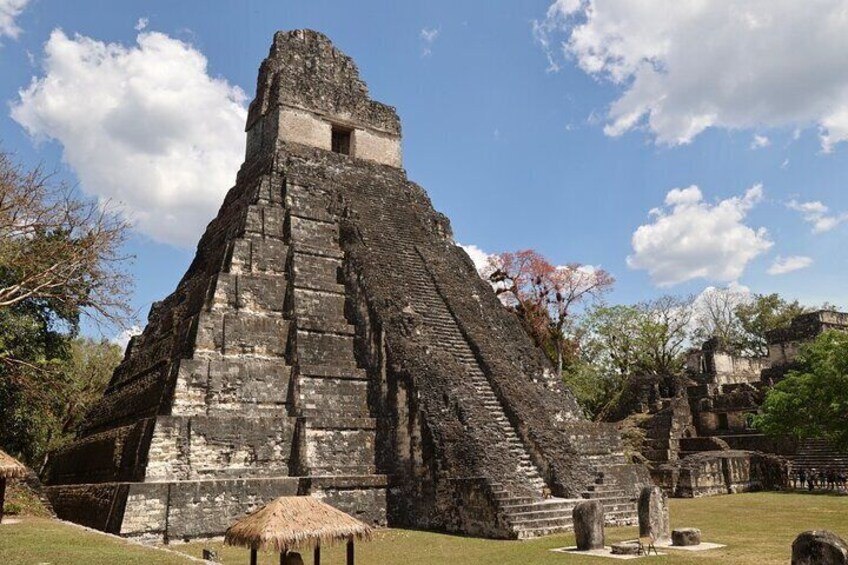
[42,29,649,541]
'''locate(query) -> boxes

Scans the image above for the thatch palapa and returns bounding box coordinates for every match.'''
[0,449,27,524]
[0,449,27,480]
[225,496,373,553]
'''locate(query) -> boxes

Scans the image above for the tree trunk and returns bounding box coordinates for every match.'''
[555,340,563,376]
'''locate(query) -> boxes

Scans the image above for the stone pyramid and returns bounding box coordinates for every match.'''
[43,30,650,541]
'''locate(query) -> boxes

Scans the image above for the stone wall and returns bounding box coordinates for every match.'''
[652,451,788,498]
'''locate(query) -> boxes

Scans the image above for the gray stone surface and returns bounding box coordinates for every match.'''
[792,531,848,565]
[573,500,605,550]
[672,528,702,547]
[610,542,640,555]
[638,486,670,543]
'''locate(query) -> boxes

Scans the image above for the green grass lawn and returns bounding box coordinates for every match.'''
[2,492,846,564]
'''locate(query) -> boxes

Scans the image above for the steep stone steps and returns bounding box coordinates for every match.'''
[793,438,848,475]
[377,239,550,499]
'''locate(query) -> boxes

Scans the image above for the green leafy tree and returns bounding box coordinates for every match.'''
[753,330,848,449]
[0,152,132,467]
[734,293,809,356]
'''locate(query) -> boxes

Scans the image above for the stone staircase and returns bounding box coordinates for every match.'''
[380,237,639,537]
[793,438,848,476]
[580,469,639,526]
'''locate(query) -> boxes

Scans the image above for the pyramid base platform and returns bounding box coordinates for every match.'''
[44,474,387,541]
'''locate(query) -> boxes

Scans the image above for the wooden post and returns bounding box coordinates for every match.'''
[0,477,6,524]
[280,549,288,564]
[347,538,355,565]
[314,543,321,565]
[250,548,257,565]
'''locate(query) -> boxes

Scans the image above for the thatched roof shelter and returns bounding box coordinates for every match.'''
[0,449,27,523]
[0,449,27,480]
[225,496,372,564]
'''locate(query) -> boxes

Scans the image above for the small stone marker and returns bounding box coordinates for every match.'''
[610,542,641,555]
[791,530,848,565]
[202,548,220,562]
[572,499,604,551]
[672,528,702,547]
[638,486,670,543]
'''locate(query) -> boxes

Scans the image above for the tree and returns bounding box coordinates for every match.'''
[580,304,644,376]
[0,152,133,466]
[0,151,132,330]
[633,295,694,376]
[734,293,810,356]
[753,330,848,450]
[691,285,751,350]
[0,335,121,469]
[582,295,694,377]
[488,250,614,374]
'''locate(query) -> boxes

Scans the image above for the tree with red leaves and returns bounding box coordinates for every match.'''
[487,249,614,375]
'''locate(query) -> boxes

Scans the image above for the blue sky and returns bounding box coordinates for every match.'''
[0,0,846,339]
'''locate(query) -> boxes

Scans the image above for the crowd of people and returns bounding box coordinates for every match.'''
[790,467,848,492]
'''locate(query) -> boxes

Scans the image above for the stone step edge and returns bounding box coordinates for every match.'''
[298,364,367,380]
[299,415,376,430]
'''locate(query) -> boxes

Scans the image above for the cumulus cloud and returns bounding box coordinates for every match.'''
[767,255,813,275]
[11,29,248,247]
[134,17,149,32]
[787,199,848,233]
[750,135,770,150]
[459,243,497,277]
[535,0,848,149]
[627,184,772,286]
[0,0,29,39]
[420,27,439,57]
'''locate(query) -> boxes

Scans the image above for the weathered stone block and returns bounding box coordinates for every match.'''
[145,416,296,480]
[573,500,604,550]
[792,531,848,565]
[303,427,376,474]
[292,253,342,291]
[229,238,288,274]
[244,204,285,239]
[222,313,288,356]
[672,528,702,546]
[294,288,346,321]
[638,486,670,543]
[299,376,368,414]
[296,331,355,365]
[290,215,338,250]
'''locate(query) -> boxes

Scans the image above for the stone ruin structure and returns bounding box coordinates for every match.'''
[41,30,650,541]
[620,310,848,497]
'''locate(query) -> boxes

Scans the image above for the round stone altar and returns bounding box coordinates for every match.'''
[610,542,641,555]
[672,528,702,546]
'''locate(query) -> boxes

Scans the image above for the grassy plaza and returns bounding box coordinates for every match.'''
[1,492,846,564]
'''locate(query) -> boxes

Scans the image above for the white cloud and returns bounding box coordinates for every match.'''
[11,29,248,247]
[627,184,772,286]
[420,27,439,57]
[112,324,142,351]
[459,243,496,277]
[787,199,848,233]
[750,135,770,150]
[134,17,149,32]
[767,255,813,275]
[535,0,848,150]
[0,0,29,39]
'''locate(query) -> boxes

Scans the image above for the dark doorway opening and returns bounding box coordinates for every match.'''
[331,126,352,155]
